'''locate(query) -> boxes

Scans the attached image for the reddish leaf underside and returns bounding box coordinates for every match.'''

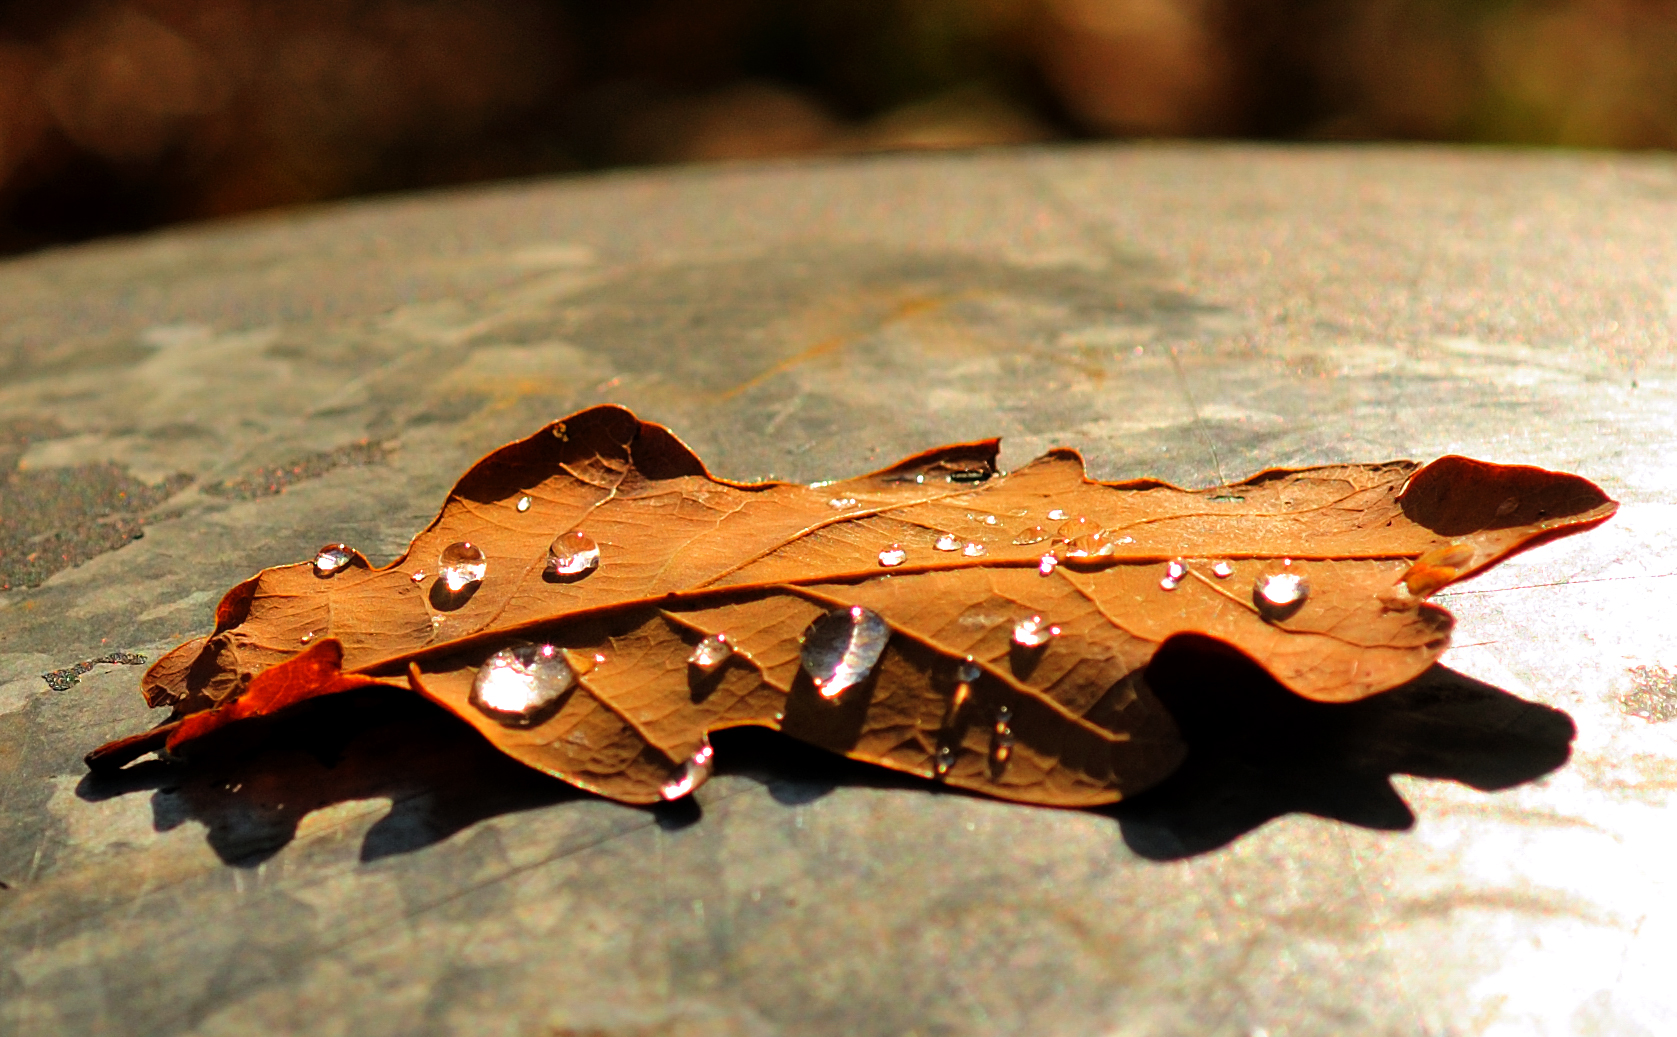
[88,406,1617,806]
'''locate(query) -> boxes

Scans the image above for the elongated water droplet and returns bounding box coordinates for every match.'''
[661,737,715,800]
[800,606,890,701]
[547,531,600,578]
[313,543,354,578]
[878,544,907,567]
[1047,509,1068,521]
[516,495,532,512]
[438,541,487,592]
[1160,558,1187,591]
[1012,524,1051,545]
[1254,571,1309,621]
[962,542,986,558]
[1038,553,1058,576]
[829,497,858,510]
[1212,561,1234,578]
[688,634,733,673]
[1012,615,1060,648]
[935,533,960,551]
[470,643,575,726]
[989,705,1015,777]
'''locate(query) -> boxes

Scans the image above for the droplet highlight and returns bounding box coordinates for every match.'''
[1254,571,1310,622]
[800,606,891,701]
[547,531,600,578]
[878,544,907,567]
[935,533,960,552]
[438,541,487,592]
[1012,524,1051,546]
[1037,553,1059,576]
[1160,558,1188,591]
[1047,509,1068,521]
[299,631,315,645]
[962,542,986,558]
[660,738,715,800]
[470,643,576,726]
[516,495,532,512]
[1012,615,1060,648]
[410,570,427,583]
[313,544,354,578]
[829,497,858,510]
[1212,561,1234,578]
[989,705,1015,777]
[688,634,733,674]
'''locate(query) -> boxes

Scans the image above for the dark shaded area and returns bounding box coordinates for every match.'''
[5,0,1677,255]
[1111,636,1576,860]
[0,419,192,591]
[79,637,1574,866]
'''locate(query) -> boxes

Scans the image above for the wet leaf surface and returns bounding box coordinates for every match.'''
[89,406,1617,807]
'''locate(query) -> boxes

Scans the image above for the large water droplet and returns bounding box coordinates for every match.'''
[438,541,487,592]
[878,544,907,567]
[313,544,354,578]
[1160,558,1188,591]
[660,737,715,800]
[989,705,1015,777]
[516,495,532,512]
[547,531,600,578]
[1047,509,1068,521]
[1254,570,1309,621]
[800,606,890,701]
[688,634,733,674]
[1012,524,1051,546]
[935,533,961,552]
[1012,615,1060,648]
[1038,553,1059,576]
[962,542,986,558]
[1212,561,1234,578]
[470,643,575,726]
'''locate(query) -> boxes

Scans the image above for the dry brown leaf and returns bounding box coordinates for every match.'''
[87,405,1617,806]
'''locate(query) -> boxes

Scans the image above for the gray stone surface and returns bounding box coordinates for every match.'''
[3,143,1677,1036]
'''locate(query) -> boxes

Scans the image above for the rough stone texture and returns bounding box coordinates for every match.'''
[3,144,1677,1036]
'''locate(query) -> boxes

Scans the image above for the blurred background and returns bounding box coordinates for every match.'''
[1,0,1673,255]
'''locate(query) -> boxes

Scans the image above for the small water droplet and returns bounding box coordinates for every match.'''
[1038,553,1058,576]
[1012,615,1060,648]
[470,643,575,726]
[1496,496,1519,517]
[1159,558,1188,591]
[547,531,600,578]
[956,658,982,684]
[660,737,715,800]
[878,544,907,567]
[1056,516,1094,540]
[313,544,354,578]
[688,634,733,673]
[1012,524,1051,545]
[1047,509,1068,521]
[516,495,532,512]
[1254,571,1310,621]
[1212,561,1234,578]
[299,631,315,645]
[934,743,957,776]
[962,542,986,558]
[800,606,890,701]
[935,533,960,551]
[914,473,926,485]
[411,570,427,583]
[1061,529,1119,560]
[438,541,487,592]
[989,704,1015,776]
[828,497,858,510]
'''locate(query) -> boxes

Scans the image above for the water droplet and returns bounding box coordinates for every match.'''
[1061,529,1119,560]
[956,658,982,684]
[935,533,961,551]
[1212,561,1234,578]
[982,515,999,526]
[1254,571,1310,621]
[1047,509,1068,521]
[688,634,733,673]
[1160,558,1188,591]
[1056,516,1094,539]
[547,531,600,578]
[299,631,315,645]
[411,570,427,583]
[800,606,890,701]
[1012,524,1051,545]
[438,541,487,592]
[1038,553,1058,576]
[914,473,926,485]
[989,705,1015,776]
[470,643,575,726]
[516,495,532,512]
[1496,496,1519,517]
[934,743,957,776]
[1386,542,1477,604]
[962,542,986,558]
[660,737,715,800]
[1012,615,1060,648]
[828,497,858,510]
[878,544,907,567]
[313,544,354,578]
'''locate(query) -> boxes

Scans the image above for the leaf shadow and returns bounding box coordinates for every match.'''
[1107,636,1577,860]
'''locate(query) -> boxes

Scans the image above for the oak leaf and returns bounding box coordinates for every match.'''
[88,406,1617,807]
